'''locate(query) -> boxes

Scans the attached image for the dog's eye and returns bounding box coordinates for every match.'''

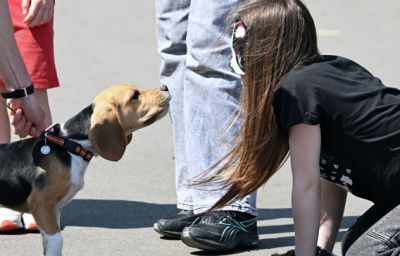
[130,91,141,101]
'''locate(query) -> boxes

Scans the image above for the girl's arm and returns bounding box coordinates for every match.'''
[289,123,322,256]
[318,179,347,252]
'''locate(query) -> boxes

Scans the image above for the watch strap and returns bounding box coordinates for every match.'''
[1,84,34,99]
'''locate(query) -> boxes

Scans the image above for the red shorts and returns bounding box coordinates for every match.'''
[1,0,59,90]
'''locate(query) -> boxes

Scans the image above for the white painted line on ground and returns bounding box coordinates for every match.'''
[317,29,342,37]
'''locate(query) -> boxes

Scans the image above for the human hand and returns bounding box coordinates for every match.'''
[22,0,54,28]
[8,95,45,138]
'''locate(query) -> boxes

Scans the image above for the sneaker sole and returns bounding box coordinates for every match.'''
[153,223,181,239]
[0,220,23,232]
[181,229,259,251]
[25,223,39,232]
[181,229,222,251]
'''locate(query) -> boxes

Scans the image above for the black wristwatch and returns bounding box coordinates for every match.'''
[1,84,34,99]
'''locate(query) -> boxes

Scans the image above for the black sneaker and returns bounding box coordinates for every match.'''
[181,210,259,251]
[153,210,202,239]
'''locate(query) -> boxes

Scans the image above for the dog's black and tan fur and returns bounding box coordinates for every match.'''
[0,83,170,255]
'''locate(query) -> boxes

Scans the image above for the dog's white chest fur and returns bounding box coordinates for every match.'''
[59,147,90,207]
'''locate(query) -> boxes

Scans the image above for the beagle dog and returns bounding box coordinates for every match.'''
[0,83,170,256]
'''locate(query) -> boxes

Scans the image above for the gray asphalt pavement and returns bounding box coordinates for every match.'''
[1,0,399,255]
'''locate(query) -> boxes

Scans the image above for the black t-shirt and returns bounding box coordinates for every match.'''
[273,55,400,206]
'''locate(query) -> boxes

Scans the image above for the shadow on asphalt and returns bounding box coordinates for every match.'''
[61,199,359,251]
[61,199,178,229]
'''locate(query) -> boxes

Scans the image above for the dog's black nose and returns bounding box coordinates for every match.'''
[160,85,169,92]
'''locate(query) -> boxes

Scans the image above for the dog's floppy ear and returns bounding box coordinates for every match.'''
[89,103,128,161]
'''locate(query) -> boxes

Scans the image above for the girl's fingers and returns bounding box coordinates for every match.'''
[10,108,23,126]
[14,116,28,138]
[22,120,33,137]
[29,5,46,27]
[21,0,31,15]
[29,126,38,137]
[23,1,39,24]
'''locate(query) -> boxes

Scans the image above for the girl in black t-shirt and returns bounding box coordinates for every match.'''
[206,0,400,255]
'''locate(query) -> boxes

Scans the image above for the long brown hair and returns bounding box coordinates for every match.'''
[206,0,320,209]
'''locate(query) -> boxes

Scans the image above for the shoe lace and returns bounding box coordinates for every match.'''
[199,211,252,232]
[199,210,229,223]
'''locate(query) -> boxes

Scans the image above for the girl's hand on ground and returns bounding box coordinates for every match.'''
[22,0,54,27]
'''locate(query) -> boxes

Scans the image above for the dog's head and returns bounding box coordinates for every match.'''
[89,83,170,161]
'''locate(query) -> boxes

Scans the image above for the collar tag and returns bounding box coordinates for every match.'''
[40,145,51,155]
[40,131,51,155]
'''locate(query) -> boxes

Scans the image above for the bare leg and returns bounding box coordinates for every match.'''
[0,84,11,143]
[34,88,52,127]
[0,84,23,231]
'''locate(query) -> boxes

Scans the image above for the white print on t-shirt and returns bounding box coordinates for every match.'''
[320,154,354,192]
[340,175,353,186]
